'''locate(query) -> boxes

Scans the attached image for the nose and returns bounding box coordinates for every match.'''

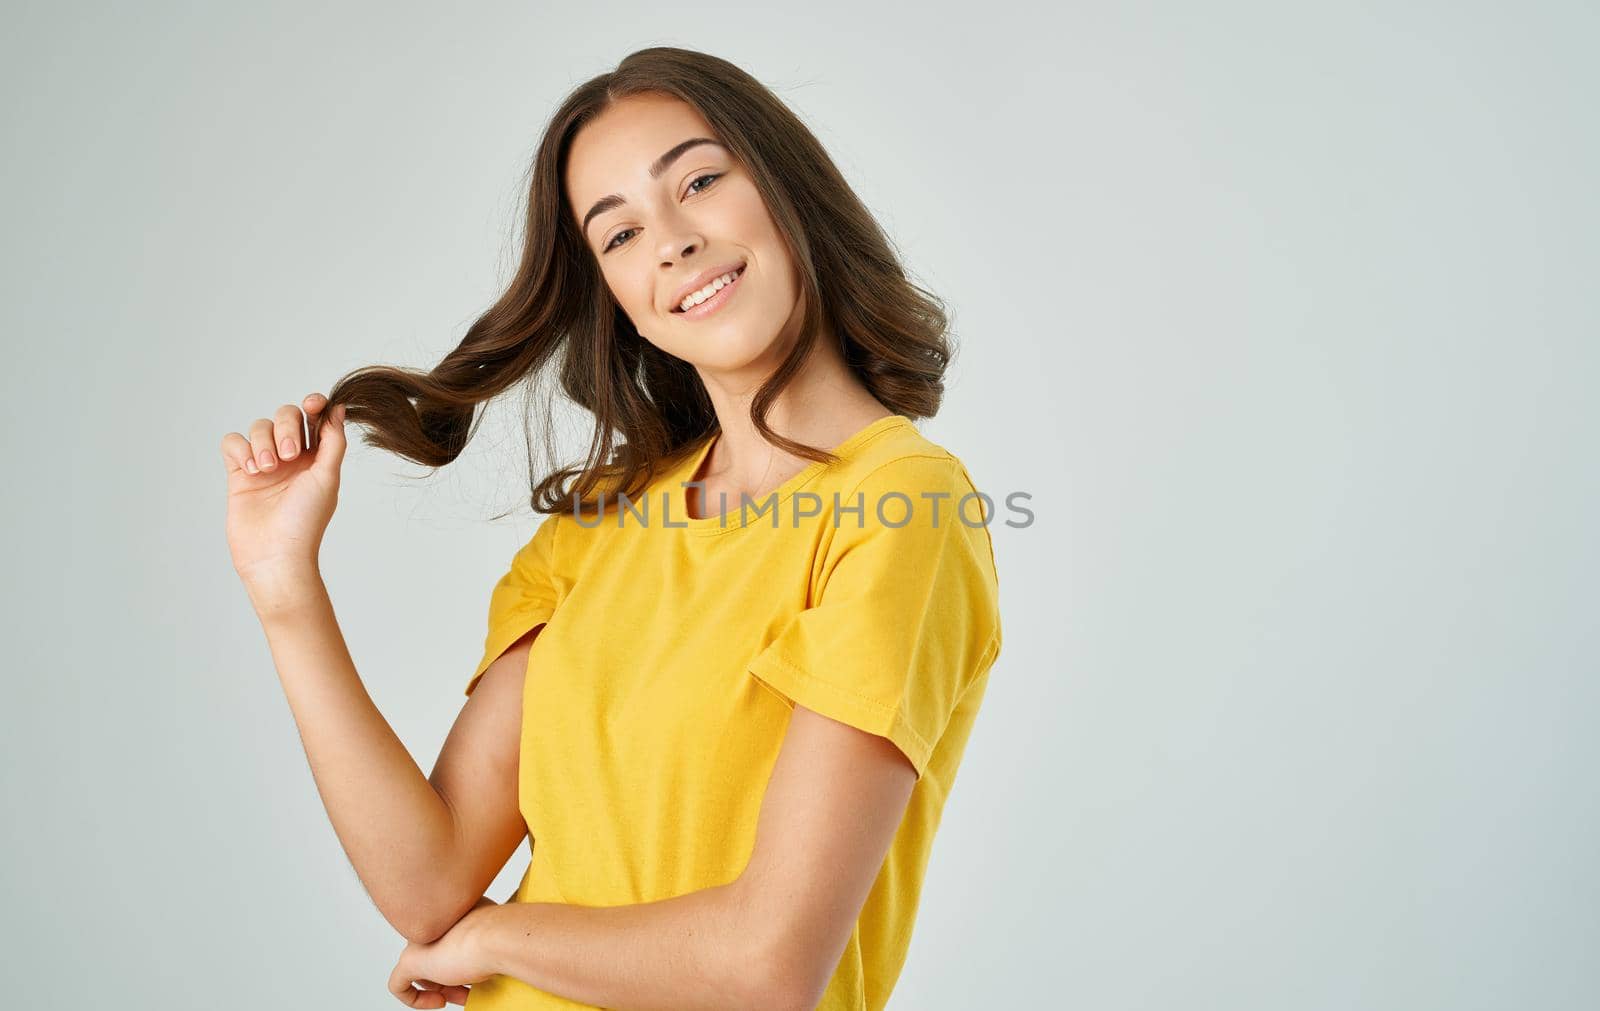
[659,240,703,266]
[654,205,705,264]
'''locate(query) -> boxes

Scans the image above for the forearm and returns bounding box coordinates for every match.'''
[474,881,793,1011]
[250,568,457,939]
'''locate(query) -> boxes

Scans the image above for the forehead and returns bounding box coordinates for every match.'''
[565,94,721,204]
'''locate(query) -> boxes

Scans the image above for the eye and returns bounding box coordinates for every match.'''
[602,174,724,253]
[685,172,722,196]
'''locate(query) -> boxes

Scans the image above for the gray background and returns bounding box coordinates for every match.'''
[2,2,1595,1008]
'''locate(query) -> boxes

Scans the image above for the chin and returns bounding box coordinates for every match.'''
[663,320,788,374]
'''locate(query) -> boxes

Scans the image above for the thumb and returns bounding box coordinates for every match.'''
[314,404,348,477]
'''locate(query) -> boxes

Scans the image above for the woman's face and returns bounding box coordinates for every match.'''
[565,92,803,375]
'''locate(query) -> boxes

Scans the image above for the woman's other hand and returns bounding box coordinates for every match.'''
[387,896,501,1007]
[220,392,348,609]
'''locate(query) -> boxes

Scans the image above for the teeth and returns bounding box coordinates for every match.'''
[678,268,743,311]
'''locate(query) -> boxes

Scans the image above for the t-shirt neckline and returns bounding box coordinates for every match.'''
[672,413,911,534]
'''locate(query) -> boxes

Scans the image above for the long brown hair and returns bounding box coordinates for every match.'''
[321,46,953,517]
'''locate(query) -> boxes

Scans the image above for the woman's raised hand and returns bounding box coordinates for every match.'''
[220,392,348,609]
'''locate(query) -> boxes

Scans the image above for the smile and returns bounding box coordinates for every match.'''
[671,265,746,320]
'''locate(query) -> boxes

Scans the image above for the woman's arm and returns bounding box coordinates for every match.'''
[251,566,528,944]
[471,882,766,1011]
[222,393,528,945]
[389,703,914,1011]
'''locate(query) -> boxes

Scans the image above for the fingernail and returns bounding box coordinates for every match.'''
[280,438,296,459]
[244,458,258,474]
[259,451,274,467]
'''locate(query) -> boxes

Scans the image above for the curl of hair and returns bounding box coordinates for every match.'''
[320,46,954,517]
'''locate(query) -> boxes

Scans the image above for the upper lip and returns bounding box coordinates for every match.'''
[667,261,746,312]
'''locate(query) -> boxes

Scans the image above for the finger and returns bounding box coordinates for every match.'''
[220,432,257,476]
[388,958,427,1008]
[303,392,327,452]
[391,981,443,1008]
[425,980,466,1004]
[388,977,423,1007]
[272,404,305,463]
[246,418,278,472]
[412,980,448,1008]
[314,404,348,479]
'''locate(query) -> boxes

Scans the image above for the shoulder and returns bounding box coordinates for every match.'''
[830,419,996,526]
[814,420,1001,591]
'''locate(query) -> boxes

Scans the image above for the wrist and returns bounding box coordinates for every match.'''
[468,903,512,978]
[239,561,326,618]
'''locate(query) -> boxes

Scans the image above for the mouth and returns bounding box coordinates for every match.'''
[670,264,747,320]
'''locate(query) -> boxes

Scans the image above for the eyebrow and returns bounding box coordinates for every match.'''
[579,137,725,239]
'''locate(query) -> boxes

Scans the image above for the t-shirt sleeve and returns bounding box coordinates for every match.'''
[465,512,563,697]
[747,454,1003,780]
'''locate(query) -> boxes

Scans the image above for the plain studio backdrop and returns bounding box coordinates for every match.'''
[1,2,1594,1009]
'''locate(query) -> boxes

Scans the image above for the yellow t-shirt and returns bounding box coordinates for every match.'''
[462,413,1003,1011]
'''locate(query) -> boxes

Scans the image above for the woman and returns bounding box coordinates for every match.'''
[220,47,1002,1011]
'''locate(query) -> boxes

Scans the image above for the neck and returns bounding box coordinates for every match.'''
[692,331,892,495]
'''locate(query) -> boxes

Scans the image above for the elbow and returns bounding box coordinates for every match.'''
[398,876,497,946]
[394,908,452,947]
[748,961,824,1011]
[757,983,822,1011]
[700,908,791,1009]
[723,878,828,1011]
[401,920,449,947]
[740,930,828,1011]
[392,891,472,947]
[406,898,490,947]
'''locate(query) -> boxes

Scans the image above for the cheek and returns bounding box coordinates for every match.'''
[731,190,780,241]
[602,270,649,316]
[725,196,794,295]
[627,278,653,312]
